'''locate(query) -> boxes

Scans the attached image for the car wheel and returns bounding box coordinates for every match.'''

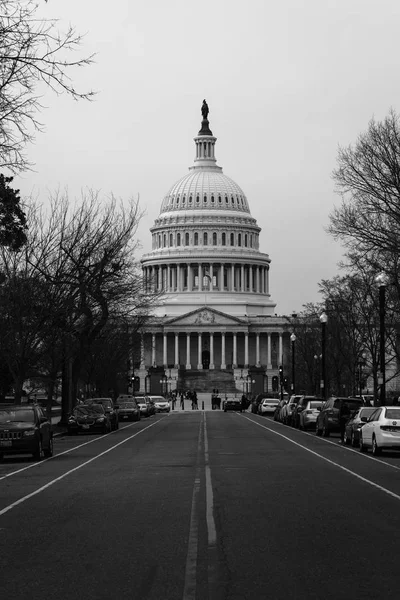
[44,436,54,458]
[33,438,43,461]
[343,430,350,445]
[359,433,367,453]
[322,423,330,437]
[372,436,381,456]
[351,431,357,447]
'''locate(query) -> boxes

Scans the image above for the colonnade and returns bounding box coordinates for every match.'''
[139,330,285,370]
[143,262,269,294]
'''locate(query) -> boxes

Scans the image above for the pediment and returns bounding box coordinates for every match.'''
[165,307,246,327]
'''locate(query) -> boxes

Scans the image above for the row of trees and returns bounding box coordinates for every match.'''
[290,109,400,401]
[0,186,161,421]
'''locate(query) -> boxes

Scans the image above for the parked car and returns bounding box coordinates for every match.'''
[224,397,242,412]
[359,406,400,455]
[274,399,287,421]
[136,397,152,417]
[148,396,170,413]
[280,395,303,425]
[0,403,53,461]
[296,398,324,430]
[343,406,377,446]
[316,396,363,437]
[87,398,119,430]
[251,396,264,414]
[259,398,280,416]
[115,399,141,421]
[68,404,112,435]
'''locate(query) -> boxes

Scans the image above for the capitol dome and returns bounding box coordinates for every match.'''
[141,102,276,318]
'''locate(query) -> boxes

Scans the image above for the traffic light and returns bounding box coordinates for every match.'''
[279,365,283,383]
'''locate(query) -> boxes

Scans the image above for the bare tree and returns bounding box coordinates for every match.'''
[0,0,95,171]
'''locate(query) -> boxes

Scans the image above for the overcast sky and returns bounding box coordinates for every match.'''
[16,0,400,316]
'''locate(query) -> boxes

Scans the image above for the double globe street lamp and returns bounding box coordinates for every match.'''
[290,333,296,395]
[319,312,328,401]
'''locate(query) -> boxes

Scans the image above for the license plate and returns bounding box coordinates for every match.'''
[0,440,12,447]
[81,424,90,429]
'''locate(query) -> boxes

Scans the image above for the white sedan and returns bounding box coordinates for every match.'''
[359,406,400,455]
[259,399,280,415]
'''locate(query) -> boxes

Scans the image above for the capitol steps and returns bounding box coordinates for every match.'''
[178,369,237,394]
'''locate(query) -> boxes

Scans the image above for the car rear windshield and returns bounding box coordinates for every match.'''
[344,400,363,410]
[309,402,323,409]
[119,402,136,408]
[0,408,35,423]
[264,399,279,404]
[385,409,400,419]
[359,408,376,418]
[74,405,104,416]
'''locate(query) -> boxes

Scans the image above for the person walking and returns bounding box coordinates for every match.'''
[180,393,184,410]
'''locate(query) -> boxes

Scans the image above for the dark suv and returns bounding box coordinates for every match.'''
[0,404,53,461]
[87,398,119,430]
[315,396,363,437]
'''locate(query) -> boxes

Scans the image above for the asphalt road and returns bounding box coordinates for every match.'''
[1,411,400,600]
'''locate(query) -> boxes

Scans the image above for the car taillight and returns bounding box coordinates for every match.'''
[305,410,313,414]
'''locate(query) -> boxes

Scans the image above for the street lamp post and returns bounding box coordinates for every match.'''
[376,273,389,406]
[319,312,328,401]
[290,333,296,395]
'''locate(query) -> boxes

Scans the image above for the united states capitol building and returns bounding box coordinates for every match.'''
[136,102,292,397]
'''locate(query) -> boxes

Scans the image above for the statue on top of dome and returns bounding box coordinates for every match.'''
[201,99,209,120]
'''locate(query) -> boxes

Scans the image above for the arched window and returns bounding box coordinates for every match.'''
[238,233,242,247]
[196,195,200,203]
[218,195,222,204]
[204,194,207,203]
[182,195,186,204]
[194,232,198,245]
[189,195,193,204]
[185,232,189,246]
[230,233,234,246]
[177,233,181,246]
[163,234,166,247]
[158,234,161,248]
[203,232,208,245]
[250,235,253,248]
[222,233,226,246]
[244,234,248,247]
[213,232,217,245]
[169,233,173,246]
[211,195,215,204]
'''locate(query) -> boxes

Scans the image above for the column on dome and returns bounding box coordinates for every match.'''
[177,264,181,292]
[186,333,191,369]
[278,333,283,366]
[267,333,272,368]
[241,265,245,292]
[219,265,223,291]
[199,263,203,291]
[221,332,226,369]
[197,333,202,369]
[231,264,235,292]
[188,264,192,292]
[210,264,214,290]
[244,332,249,367]
[266,267,269,294]
[249,266,253,292]
[233,333,237,368]
[256,267,260,293]
[167,265,171,292]
[163,333,167,367]
[210,332,214,369]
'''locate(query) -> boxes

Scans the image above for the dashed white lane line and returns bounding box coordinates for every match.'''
[182,415,203,600]
[0,419,164,517]
[241,415,400,502]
